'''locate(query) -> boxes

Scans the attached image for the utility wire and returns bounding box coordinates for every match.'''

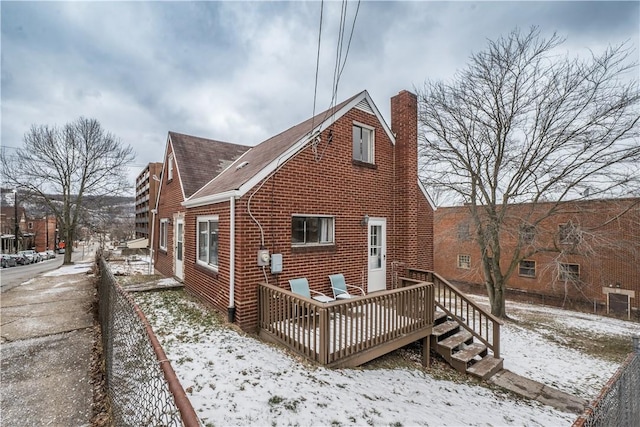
[309,0,324,136]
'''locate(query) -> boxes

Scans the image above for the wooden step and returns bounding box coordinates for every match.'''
[438,330,473,352]
[451,342,487,372]
[467,356,504,380]
[433,310,447,325]
[431,320,459,340]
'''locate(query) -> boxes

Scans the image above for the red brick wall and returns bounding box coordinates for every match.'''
[154,145,185,278]
[178,92,434,331]
[434,199,640,312]
[392,91,419,268]
[32,217,57,252]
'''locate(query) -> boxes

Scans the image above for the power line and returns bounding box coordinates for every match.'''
[309,0,325,135]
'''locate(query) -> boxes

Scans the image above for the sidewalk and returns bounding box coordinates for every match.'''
[0,252,96,426]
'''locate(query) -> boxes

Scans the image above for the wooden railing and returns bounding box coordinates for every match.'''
[405,269,502,358]
[258,282,434,367]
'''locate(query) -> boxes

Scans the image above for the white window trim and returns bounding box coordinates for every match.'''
[168,154,174,181]
[159,218,169,251]
[196,215,219,271]
[291,214,335,247]
[352,121,375,164]
[519,260,536,277]
[457,254,471,269]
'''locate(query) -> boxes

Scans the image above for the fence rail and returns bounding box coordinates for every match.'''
[258,281,434,367]
[97,257,200,426]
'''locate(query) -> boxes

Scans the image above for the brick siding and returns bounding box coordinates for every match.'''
[434,199,640,314]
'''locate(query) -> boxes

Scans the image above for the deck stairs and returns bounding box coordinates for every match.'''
[431,309,503,380]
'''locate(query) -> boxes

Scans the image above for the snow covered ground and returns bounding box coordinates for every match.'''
[126,274,640,427]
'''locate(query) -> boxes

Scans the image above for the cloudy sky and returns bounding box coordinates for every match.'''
[2,1,638,189]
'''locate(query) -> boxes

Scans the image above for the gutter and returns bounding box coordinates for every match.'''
[228,195,236,322]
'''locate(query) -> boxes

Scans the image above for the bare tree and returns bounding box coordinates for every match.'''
[418,27,640,317]
[1,117,134,264]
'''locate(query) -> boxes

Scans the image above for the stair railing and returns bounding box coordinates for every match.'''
[406,269,502,359]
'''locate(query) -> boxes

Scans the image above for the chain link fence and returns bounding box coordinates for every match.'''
[97,257,200,426]
[573,338,640,427]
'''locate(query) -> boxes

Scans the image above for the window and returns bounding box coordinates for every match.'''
[197,216,219,270]
[159,219,169,251]
[28,222,33,229]
[352,123,374,164]
[519,260,536,277]
[559,222,581,245]
[559,263,580,281]
[457,223,470,241]
[291,216,334,245]
[519,224,536,244]
[168,155,174,181]
[457,254,471,269]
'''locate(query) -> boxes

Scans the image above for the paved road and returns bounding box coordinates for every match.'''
[0,258,64,293]
[1,246,94,293]
[0,246,96,426]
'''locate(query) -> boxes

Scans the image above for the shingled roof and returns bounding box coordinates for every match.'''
[168,132,250,198]
[186,90,393,206]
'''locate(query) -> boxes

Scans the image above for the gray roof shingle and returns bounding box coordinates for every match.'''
[168,132,250,198]
[188,91,363,201]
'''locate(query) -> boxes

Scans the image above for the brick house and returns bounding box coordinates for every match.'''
[434,198,640,318]
[153,132,249,281]
[157,89,436,331]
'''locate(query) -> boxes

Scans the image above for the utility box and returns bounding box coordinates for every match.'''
[271,253,283,274]
[257,249,270,266]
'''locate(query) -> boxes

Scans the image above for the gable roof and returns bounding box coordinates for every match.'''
[167,132,250,199]
[185,90,395,207]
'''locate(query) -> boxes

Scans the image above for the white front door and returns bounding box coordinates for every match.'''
[175,219,184,280]
[367,218,386,293]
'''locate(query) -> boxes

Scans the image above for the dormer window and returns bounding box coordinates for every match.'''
[353,123,374,164]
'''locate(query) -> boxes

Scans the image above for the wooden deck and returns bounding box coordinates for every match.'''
[258,281,434,368]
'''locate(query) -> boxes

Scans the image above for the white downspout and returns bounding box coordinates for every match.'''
[228,196,236,322]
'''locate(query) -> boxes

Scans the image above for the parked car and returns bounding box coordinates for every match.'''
[45,250,56,259]
[19,250,39,264]
[12,253,28,265]
[1,254,17,268]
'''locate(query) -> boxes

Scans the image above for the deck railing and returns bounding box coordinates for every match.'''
[405,269,502,359]
[258,282,434,367]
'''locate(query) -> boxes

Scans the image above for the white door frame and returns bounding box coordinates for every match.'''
[367,218,387,293]
[175,218,184,280]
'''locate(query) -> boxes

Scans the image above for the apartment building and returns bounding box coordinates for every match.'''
[135,162,163,241]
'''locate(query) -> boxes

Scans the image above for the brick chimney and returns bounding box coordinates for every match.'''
[391,90,418,268]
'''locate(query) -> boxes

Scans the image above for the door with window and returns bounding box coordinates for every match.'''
[175,219,184,280]
[367,218,387,293]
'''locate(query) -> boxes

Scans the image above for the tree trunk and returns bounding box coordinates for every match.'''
[490,279,507,318]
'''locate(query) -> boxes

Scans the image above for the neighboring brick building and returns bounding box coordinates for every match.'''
[168,89,435,331]
[31,216,57,252]
[135,162,163,240]
[434,198,640,318]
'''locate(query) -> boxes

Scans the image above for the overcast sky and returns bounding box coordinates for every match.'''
[2,1,638,189]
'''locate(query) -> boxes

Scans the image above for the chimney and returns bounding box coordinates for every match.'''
[391,90,418,268]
